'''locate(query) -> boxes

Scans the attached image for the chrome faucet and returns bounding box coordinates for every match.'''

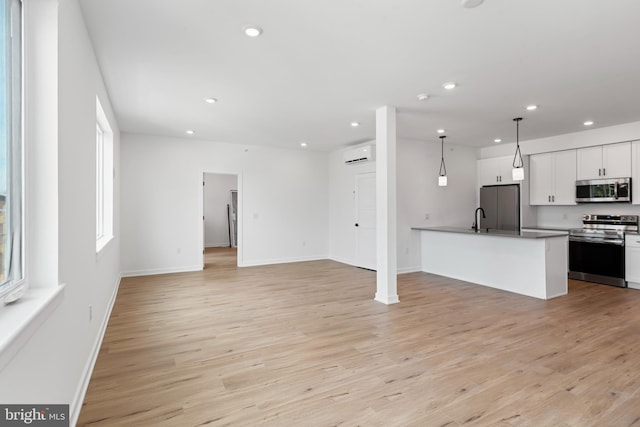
[472,207,486,231]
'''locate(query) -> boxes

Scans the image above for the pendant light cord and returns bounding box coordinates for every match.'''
[512,118,523,168]
[439,136,447,176]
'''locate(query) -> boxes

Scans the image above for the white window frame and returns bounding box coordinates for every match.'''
[95,96,113,253]
[95,122,104,240]
[0,0,25,304]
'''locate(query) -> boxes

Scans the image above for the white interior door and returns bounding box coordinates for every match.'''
[355,172,376,270]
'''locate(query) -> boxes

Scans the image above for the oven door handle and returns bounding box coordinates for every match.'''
[569,236,625,246]
[614,182,619,200]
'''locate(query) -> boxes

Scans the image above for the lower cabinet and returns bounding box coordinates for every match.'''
[626,235,640,289]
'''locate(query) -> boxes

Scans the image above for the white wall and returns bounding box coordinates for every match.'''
[204,173,237,247]
[328,139,479,273]
[397,138,479,272]
[0,0,121,424]
[120,134,329,275]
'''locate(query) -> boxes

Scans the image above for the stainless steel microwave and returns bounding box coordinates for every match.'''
[576,178,631,203]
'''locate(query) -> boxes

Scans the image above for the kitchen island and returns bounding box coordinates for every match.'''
[413,226,568,300]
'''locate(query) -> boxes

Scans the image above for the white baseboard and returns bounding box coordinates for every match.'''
[374,292,400,305]
[121,265,203,277]
[240,255,327,267]
[70,276,121,426]
[398,266,422,274]
[329,257,421,275]
[327,255,354,266]
[205,242,232,248]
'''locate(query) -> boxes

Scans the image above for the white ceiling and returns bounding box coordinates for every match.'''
[79,0,640,151]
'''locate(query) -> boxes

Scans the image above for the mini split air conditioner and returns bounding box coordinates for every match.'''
[343,144,374,164]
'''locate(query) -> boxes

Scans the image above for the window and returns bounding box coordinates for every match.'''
[0,0,24,304]
[95,96,113,252]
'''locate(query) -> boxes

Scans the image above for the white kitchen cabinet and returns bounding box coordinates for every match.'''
[478,156,515,186]
[576,142,631,180]
[529,150,576,205]
[529,153,553,205]
[626,234,640,289]
[633,141,640,205]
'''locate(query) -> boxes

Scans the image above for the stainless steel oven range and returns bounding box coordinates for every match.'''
[569,214,639,287]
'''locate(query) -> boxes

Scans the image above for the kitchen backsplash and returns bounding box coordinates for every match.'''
[536,204,640,228]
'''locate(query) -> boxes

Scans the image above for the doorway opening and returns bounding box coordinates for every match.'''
[203,173,239,269]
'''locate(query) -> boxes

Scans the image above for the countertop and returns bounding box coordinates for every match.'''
[521,225,572,233]
[412,226,569,239]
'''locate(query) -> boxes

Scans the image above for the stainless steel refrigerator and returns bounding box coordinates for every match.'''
[480,184,520,231]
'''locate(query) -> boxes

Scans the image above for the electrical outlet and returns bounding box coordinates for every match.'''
[424,213,430,220]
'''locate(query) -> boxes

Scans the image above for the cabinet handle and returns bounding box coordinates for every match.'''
[599,168,602,176]
[548,195,551,202]
[552,195,555,202]
[603,168,606,176]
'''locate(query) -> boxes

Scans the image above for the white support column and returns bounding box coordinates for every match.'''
[374,106,399,304]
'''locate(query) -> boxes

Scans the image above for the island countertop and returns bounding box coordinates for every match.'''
[411,226,568,239]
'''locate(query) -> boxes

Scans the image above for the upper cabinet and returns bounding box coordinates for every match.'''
[478,156,515,186]
[529,150,577,205]
[576,142,632,180]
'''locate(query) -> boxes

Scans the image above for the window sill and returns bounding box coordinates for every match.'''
[96,234,113,255]
[0,284,65,372]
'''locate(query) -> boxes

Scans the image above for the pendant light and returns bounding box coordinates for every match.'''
[511,117,524,181]
[438,135,448,186]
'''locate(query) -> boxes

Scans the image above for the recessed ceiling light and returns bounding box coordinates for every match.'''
[583,120,594,126]
[437,129,446,134]
[204,97,217,104]
[461,0,484,8]
[243,25,263,37]
[185,130,195,135]
[443,82,457,90]
[526,104,538,111]
[494,138,502,143]
[300,142,308,147]
[417,93,430,101]
[350,121,360,127]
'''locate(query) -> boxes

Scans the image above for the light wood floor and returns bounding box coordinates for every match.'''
[78,248,640,426]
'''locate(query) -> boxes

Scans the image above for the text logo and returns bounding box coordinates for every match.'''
[0,405,68,426]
